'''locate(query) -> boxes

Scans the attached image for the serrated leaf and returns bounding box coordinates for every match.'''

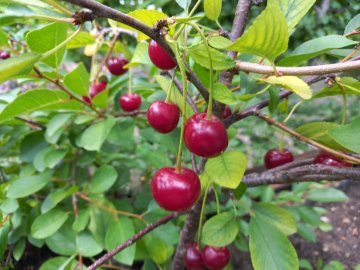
[201,212,239,246]
[91,165,118,193]
[260,76,312,99]
[344,14,360,35]
[0,89,82,123]
[205,151,247,189]
[253,203,296,235]
[126,41,151,68]
[227,5,288,61]
[208,36,232,49]
[63,62,90,96]
[278,35,357,66]
[204,0,222,21]
[268,0,316,31]
[249,216,298,270]
[314,77,360,98]
[7,171,51,198]
[307,188,348,203]
[26,22,68,67]
[31,209,69,239]
[213,83,237,104]
[329,117,360,154]
[188,43,235,71]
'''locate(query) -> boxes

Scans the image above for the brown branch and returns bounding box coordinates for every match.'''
[87,212,180,270]
[15,116,45,129]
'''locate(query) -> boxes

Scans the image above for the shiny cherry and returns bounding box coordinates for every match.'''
[201,246,231,270]
[264,149,294,169]
[0,51,10,59]
[89,81,107,99]
[151,167,200,211]
[313,152,352,167]
[147,100,180,133]
[184,243,204,270]
[184,112,228,158]
[107,56,129,76]
[148,40,177,70]
[119,93,142,112]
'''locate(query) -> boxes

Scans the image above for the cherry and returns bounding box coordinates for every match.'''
[89,81,107,99]
[119,93,142,112]
[82,96,92,104]
[184,112,228,158]
[201,246,231,270]
[313,152,352,167]
[148,40,177,70]
[205,106,232,119]
[107,56,129,76]
[147,100,180,133]
[151,167,200,211]
[184,243,204,270]
[0,51,10,60]
[264,149,294,169]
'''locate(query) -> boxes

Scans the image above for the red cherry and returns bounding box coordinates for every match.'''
[184,112,228,158]
[82,96,92,104]
[264,149,294,169]
[205,106,232,119]
[184,243,204,270]
[147,101,180,133]
[107,56,129,76]
[148,40,177,70]
[89,81,107,99]
[313,152,352,167]
[201,246,231,270]
[0,51,10,60]
[151,167,200,211]
[119,93,142,112]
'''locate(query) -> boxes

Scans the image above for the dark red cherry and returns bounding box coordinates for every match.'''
[147,101,180,133]
[264,149,294,169]
[184,243,204,270]
[0,51,10,60]
[205,106,232,119]
[201,246,231,270]
[82,96,92,104]
[313,152,352,167]
[107,56,129,76]
[148,40,177,70]
[184,112,228,158]
[151,167,200,211]
[119,93,142,112]
[89,81,107,99]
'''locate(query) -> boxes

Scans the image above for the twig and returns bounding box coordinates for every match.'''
[15,116,45,129]
[113,110,147,117]
[87,212,180,270]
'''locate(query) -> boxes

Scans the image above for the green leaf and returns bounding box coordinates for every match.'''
[0,89,82,123]
[227,5,288,61]
[268,0,316,31]
[26,22,68,67]
[205,151,247,189]
[72,209,90,232]
[323,261,345,270]
[31,209,69,239]
[204,0,222,21]
[297,223,316,242]
[253,203,296,235]
[249,216,298,270]
[67,31,95,49]
[7,171,51,198]
[295,205,321,226]
[234,183,247,200]
[126,42,151,68]
[344,14,360,35]
[208,36,232,49]
[0,223,10,261]
[63,62,90,96]
[175,0,191,10]
[144,235,173,264]
[278,35,357,66]
[0,198,19,214]
[307,188,348,203]
[201,212,239,246]
[77,116,116,151]
[188,43,235,71]
[213,83,237,104]
[13,238,26,261]
[41,186,78,213]
[39,257,77,270]
[314,77,360,98]
[76,231,102,257]
[45,113,73,144]
[0,53,41,84]
[260,76,312,99]
[46,221,77,256]
[91,165,118,193]
[299,259,313,270]
[329,117,360,154]
[105,217,136,265]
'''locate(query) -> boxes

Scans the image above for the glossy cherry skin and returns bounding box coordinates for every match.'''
[201,246,231,270]
[151,167,200,211]
[148,40,177,70]
[89,81,107,99]
[0,51,10,59]
[147,101,180,133]
[184,243,204,270]
[107,56,129,76]
[264,149,294,169]
[313,152,352,167]
[184,112,228,158]
[119,93,142,112]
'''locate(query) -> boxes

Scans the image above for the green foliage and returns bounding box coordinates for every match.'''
[204,0,222,21]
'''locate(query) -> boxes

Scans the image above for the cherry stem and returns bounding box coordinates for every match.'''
[278,98,289,151]
[197,181,212,245]
[173,0,202,40]
[336,82,347,125]
[42,0,73,16]
[165,71,176,103]
[213,184,220,215]
[128,68,133,94]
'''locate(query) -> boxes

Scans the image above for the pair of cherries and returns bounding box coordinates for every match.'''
[264,149,352,169]
[184,243,231,270]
